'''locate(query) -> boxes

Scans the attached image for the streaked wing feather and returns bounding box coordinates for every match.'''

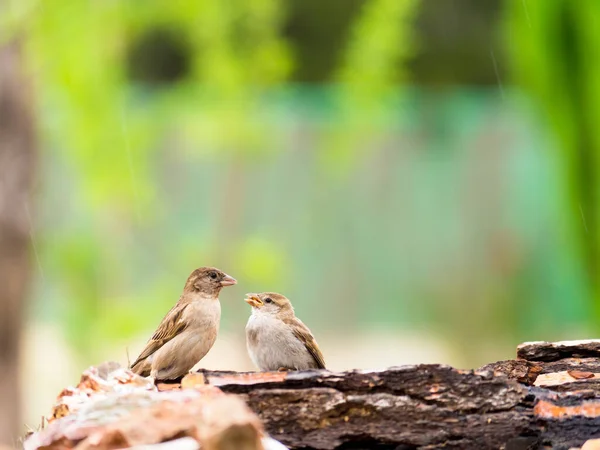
[130,302,189,369]
[286,317,326,369]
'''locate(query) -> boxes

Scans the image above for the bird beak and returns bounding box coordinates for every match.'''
[220,274,237,286]
[244,294,263,308]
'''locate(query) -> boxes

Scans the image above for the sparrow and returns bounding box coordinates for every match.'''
[244,292,325,371]
[130,267,237,380]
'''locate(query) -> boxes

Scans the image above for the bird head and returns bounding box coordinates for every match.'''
[244,292,293,316]
[184,267,237,296]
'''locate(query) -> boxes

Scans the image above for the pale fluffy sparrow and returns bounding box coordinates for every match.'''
[245,292,325,371]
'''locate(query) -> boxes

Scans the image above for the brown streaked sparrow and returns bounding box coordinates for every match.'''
[130,267,237,380]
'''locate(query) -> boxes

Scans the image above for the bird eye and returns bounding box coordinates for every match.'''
[264,297,273,304]
[209,271,218,280]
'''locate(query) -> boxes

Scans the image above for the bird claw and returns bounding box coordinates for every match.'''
[277,367,288,372]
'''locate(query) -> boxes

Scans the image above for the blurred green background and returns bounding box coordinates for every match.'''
[2,0,600,438]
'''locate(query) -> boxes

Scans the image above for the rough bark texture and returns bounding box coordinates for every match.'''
[516,340,600,362]
[26,340,600,450]
[186,366,532,450]
[0,34,36,446]
[24,364,270,450]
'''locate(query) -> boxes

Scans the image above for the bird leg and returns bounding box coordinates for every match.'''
[277,367,289,372]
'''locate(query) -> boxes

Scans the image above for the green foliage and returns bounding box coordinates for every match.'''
[325,0,420,175]
[337,0,417,106]
[503,0,600,316]
[26,0,293,209]
[15,0,421,357]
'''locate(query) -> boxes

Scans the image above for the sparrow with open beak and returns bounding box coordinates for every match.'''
[245,292,325,371]
[130,267,237,381]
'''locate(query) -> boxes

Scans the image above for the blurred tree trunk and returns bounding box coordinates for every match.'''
[0,36,37,445]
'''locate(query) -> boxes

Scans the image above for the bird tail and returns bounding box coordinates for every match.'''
[130,358,151,377]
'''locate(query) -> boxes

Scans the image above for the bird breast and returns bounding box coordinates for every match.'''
[246,312,315,371]
[183,298,221,333]
[151,299,221,380]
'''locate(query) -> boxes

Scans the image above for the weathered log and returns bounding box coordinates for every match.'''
[24,364,272,450]
[480,357,600,386]
[517,340,600,362]
[197,366,534,449]
[26,340,600,450]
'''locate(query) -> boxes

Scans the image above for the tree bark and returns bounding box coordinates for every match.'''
[193,366,534,449]
[0,35,37,445]
[24,340,600,450]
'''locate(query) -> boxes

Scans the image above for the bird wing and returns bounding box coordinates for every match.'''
[130,302,189,370]
[286,317,326,369]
